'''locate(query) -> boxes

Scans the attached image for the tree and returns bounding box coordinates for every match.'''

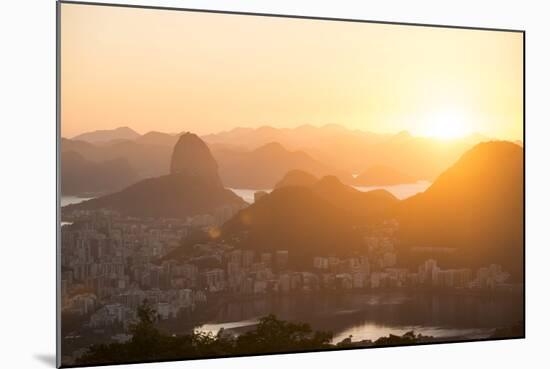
[76,308,333,365]
[234,314,333,354]
[77,305,438,366]
[373,330,432,346]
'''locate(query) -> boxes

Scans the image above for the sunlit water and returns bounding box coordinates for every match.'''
[352,180,432,200]
[61,196,94,207]
[230,181,431,204]
[228,188,273,204]
[193,291,522,343]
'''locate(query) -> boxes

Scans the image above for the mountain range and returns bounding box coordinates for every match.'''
[61,151,138,196]
[221,140,523,277]
[202,124,492,180]
[63,129,523,278]
[222,174,399,266]
[62,125,497,195]
[62,133,245,218]
[214,142,350,188]
[72,126,140,143]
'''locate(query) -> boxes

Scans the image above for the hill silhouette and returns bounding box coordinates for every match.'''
[203,124,489,180]
[213,142,352,189]
[69,125,490,187]
[63,133,245,218]
[170,132,220,182]
[61,151,138,196]
[222,175,398,265]
[222,186,364,266]
[135,131,179,147]
[61,137,172,180]
[63,132,351,189]
[274,171,398,217]
[396,141,524,279]
[274,170,318,189]
[72,126,140,143]
[312,176,398,217]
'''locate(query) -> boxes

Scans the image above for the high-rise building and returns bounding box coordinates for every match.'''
[275,250,289,270]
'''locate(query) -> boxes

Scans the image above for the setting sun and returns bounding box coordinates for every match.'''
[421,109,472,140]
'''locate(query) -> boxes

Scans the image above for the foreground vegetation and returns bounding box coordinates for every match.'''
[76,301,433,365]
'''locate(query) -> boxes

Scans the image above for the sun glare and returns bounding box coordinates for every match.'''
[422,110,471,140]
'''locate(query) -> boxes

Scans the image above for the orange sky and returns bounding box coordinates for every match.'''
[60,3,523,140]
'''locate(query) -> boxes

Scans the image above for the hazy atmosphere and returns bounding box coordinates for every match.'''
[59,3,524,367]
[61,3,522,140]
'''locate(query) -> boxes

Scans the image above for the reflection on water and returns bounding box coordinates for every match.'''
[196,319,260,334]
[230,181,431,204]
[194,291,522,343]
[332,324,490,343]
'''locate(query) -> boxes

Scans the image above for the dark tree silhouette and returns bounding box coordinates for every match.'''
[234,314,333,354]
[374,330,432,346]
[76,303,332,366]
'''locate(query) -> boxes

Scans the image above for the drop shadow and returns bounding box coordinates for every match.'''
[33,353,56,367]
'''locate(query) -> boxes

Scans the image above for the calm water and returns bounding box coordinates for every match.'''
[230,181,431,204]
[61,196,94,226]
[195,291,522,343]
[62,181,430,208]
[228,188,273,204]
[61,196,94,207]
[352,181,432,200]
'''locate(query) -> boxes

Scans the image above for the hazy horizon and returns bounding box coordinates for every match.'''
[65,123,524,144]
[61,3,523,141]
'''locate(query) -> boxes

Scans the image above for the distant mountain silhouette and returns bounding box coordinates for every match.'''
[222,186,364,266]
[396,141,524,279]
[312,176,398,217]
[63,133,245,218]
[274,170,398,216]
[66,125,493,189]
[203,125,490,180]
[353,165,417,186]
[72,126,140,143]
[61,151,139,196]
[65,125,492,189]
[221,175,397,265]
[61,137,172,180]
[221,141,523,275]
[274,170,318,189]
[213,142,352,189]
[135,131,179,147]
[63,133,351,189]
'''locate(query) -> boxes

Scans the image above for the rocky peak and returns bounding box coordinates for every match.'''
[170,132,220,182]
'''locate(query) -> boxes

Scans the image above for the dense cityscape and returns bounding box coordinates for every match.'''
[60,201,518,363]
